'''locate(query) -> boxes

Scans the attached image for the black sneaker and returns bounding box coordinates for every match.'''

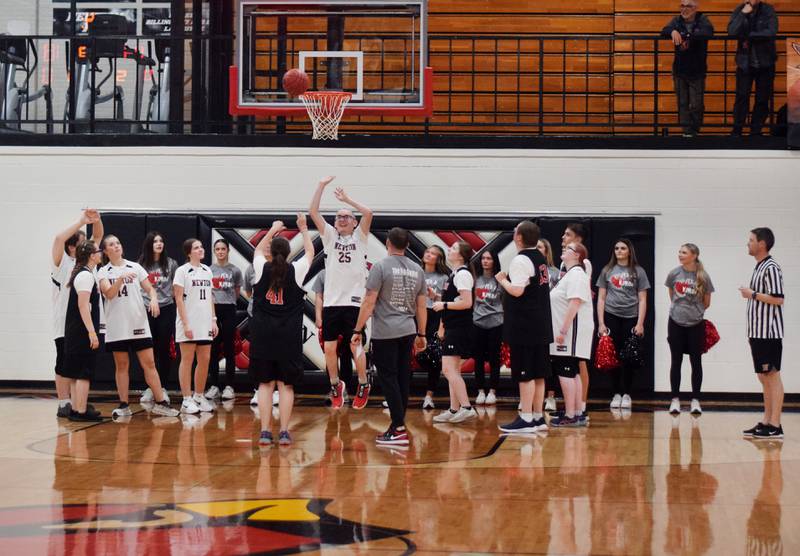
[56,403,72,418]
[753,424,784,440]
[498,416,537,434]
[69,410,103,422]
[743,422,767,437]
[86,404,101,418]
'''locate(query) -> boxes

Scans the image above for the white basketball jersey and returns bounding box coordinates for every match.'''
[322,222,368,307]
[97,260,152,343]
[173,263,214,342]
[51,255,75,339]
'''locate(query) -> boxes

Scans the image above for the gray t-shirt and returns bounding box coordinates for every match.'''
[424,271,447,309]
[244,264,256,316]
[365,255,426,340]
[473,274,504,329]
[211,263,243,305]
[141,258,178,307]
[312,270,325,294]
[547,266,560,291]
[664,266,715,326]
[596,264,650,319]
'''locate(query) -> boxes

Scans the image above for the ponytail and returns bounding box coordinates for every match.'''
[695,259,708,299]
[269,237,291,292]
[67,240,96,289]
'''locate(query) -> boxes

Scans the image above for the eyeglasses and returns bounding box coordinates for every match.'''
[335,215,353,221]
[565,247,578,254]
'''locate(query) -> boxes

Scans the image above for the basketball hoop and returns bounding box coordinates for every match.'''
[299,91,352,140]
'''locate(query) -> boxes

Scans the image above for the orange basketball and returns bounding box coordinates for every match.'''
[282,68,310,97]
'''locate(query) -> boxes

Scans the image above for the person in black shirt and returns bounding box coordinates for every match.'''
[496,221,553,434]
[728,0,779,136]
[250,215,314,447]
[62,241,103,421]
[662,1,714,137]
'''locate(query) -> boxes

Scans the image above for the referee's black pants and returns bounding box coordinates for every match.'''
[372,335,415,429]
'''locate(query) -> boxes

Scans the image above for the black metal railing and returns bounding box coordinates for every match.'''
[0,32,790,138]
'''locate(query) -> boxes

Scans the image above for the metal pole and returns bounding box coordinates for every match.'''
[169,0,185,133]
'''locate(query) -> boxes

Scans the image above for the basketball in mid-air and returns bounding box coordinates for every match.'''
[282,68,310,97]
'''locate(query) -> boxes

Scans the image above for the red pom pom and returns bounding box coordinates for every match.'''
[595,334,619,371]
[703,320,720,353]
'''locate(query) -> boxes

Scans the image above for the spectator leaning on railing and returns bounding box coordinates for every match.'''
[728,0,779,136]
[662,1,714,137]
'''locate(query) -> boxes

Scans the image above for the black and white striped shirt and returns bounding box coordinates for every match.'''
[747,256,784,339]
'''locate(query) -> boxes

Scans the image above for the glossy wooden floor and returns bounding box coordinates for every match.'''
[1,395,798,555]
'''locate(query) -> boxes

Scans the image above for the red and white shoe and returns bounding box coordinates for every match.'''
[352,382,371,410]
[375,427,409,446]
[329,381,346,410]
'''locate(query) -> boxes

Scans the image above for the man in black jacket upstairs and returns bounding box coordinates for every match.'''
[662,0,715,137]
[728,0,779,136]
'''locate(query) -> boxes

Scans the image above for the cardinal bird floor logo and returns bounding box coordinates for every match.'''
[0,499,415,555]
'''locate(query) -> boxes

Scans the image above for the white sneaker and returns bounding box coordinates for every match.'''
[475,390,486,405]
[544,396,556,412]
[422,395,435,410]
[485,392,497,406]
[610,394,622,409]
[382,400,389,408]
[433,409,455,423]
[140,388,154,403]
[112,404,133,417]
[204,385,220,399]
[181,397,200,414]
[193,393,215,412]
[250,391,258,406]
[621,394,632,409]
[690,399,702,415]
[272,390,280,406]
[450,407,478,424]
[221,386,235,400]
[161,391,171,404]
[151,402,180,417]
[669,398,681,414]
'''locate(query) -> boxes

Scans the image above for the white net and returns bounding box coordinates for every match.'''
[299,91,352,140]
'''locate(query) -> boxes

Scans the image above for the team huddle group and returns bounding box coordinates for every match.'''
[51,177,787,445]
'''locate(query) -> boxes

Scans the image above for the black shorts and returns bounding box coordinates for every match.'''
[61,353,97,380]
[54,337,65,376]
[106,338,154,353]
[322,306,360,342]
[551,356,579,379]
[249,356,303,386]
[441,326,472,358]
[510,343,551,382]
[749,338,782,373]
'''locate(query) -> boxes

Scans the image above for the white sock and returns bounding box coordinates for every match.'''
[58,399,70,407]
[520,412,533,421]
[533,412,543,421]
[581,402,587,412]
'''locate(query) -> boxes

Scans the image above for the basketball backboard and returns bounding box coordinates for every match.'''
[229,0,431,117]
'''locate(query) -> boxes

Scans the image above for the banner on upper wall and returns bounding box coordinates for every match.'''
[789,39,800,147]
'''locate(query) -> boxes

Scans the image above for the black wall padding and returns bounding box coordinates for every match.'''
[91,212,656,396]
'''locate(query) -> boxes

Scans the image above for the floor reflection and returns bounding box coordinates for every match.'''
[1,396,798,555]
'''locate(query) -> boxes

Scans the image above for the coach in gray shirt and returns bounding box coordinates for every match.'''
[352,228,427,446]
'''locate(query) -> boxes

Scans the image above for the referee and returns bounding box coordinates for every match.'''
[739,227,785,440]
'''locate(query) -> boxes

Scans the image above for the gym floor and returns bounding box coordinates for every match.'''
[0,393,798,554]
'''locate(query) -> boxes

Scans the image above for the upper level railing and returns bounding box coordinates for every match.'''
[0,32,791,141]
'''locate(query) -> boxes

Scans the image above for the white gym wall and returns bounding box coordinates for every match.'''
[0,146,797,395]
